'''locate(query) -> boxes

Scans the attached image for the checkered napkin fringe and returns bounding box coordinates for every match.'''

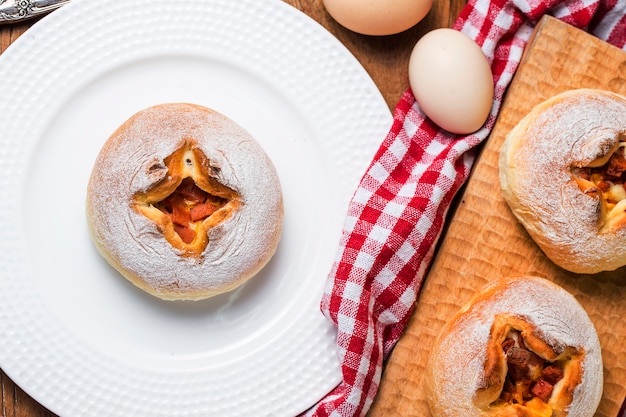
[302,0,626,415]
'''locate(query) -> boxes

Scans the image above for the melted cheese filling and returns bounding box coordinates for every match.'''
[572,141,626,224]
[490,330,566,416]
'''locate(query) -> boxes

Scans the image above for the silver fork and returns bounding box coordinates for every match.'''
[0,0,69,23]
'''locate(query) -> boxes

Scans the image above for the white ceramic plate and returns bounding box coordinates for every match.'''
[0,0,392,416]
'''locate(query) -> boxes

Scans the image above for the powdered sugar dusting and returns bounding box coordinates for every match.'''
[425,276,603,417]
[86,103,283,300]
[500,89,626,273]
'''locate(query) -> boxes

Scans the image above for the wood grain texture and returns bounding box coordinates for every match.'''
[0,1,464,416]
[368,16,626,417]
[0,19,31,53]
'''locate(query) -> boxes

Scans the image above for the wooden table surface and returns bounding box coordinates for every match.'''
[0,0,465,416]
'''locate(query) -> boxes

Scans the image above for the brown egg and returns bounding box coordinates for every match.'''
[322,0,433,36]
[409,29,494,134]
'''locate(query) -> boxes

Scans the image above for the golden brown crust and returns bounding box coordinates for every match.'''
[499,88,626,274]
[424,276,602,417]
[86,103,283,301]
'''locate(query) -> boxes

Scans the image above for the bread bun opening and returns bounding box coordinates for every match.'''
[571,134,626,230]
[132,140,241,257]
[476,314,584,417]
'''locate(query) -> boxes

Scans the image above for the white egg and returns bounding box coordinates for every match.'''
[408,28,494,134]
[322,0,433,36]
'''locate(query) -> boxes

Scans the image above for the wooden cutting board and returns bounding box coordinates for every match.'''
[368,15,626,417]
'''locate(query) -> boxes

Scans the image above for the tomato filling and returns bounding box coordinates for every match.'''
[155,177,228,244]
[493,330,564,407]
[572,142,626,211]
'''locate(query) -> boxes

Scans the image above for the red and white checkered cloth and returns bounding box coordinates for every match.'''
[302,0,626,415]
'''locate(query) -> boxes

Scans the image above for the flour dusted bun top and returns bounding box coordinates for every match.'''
[86,103,284,301]
[425,276,603,417]
[499,89,626,274]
